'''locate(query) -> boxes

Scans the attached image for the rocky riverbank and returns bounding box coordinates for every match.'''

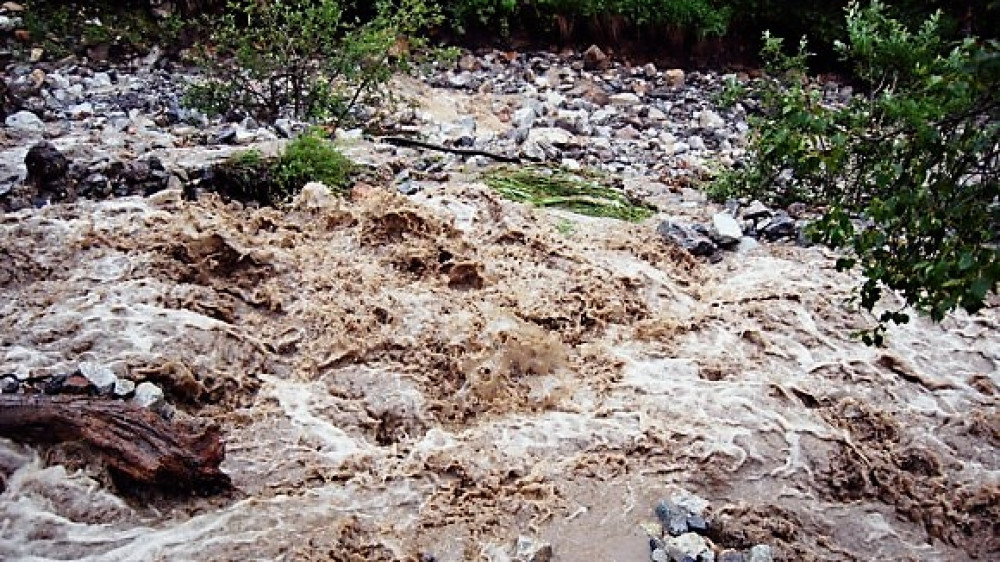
[1,39,998,562]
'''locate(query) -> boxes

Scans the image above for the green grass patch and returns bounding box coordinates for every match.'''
[484,165,655,222]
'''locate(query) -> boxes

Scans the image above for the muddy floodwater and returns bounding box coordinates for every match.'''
[0,179,997,561]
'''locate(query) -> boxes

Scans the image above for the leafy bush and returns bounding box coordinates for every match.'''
[210,130,353,206]
[275,130,354,192]
[439,0,731,38]
[185,0,440,123]
[713,1,999,343]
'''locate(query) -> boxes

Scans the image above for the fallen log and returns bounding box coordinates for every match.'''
[0,394,231,493]
[379,136,526,163]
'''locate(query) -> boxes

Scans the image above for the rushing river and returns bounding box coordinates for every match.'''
[1,178,997,561]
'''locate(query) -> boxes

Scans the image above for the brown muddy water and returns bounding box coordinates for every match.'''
[0,178,997,561]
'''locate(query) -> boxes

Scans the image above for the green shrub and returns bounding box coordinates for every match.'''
[185,0,440,123]
[212,130,354,206]
[276,130,354,193]
[713,1,999,344]
[442,0,732,38]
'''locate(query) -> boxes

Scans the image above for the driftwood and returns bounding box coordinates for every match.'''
[379,136,525,163]
[0,394,230,493]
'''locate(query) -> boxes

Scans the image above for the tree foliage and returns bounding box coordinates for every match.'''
[184,0,440,123]
[714,1,999,344]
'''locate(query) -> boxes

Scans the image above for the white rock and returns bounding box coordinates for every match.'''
[512,106,537,129]
[666,533,710,561]
[514,535,552,562]
[560,158,581,171]
[698,109,726,130]
[133,381,165,410]
[335,128,364,142]
[543,91,566,111]
[87,72,113,89]
[4,110,44,137]
[647,106,667,121]
[113,378,136,397]
[292,182,337,210]
[78,362,117,394]
[651,550,670,562]
[69,102,94,119]
[0,15,21,32]
[688,135,706,151]
[234,127,257,145]
[609,92,641,106]
[525,127,572,146]
[712,212,743,245]
[748,545,773,562]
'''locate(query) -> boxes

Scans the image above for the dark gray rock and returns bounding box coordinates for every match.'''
[213,125,238,144]
[0,376,18,394]
[685,515,709,534]
[655,499,691,536]
[786,201,807,219]
[657,221,718,258]
[761,211,797,241]
[742,200,772,221]
[25,141,72,204]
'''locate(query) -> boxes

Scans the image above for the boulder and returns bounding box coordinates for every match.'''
[583,44,609,71]
[5,109,44,138]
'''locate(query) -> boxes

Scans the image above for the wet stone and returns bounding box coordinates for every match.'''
[133,381,165,410]
[761,211,797,241]
[657,221,717,258]
[113,377,136,398]
[665,532,710,561]
[515,536,553,562]
[742,200,772,221]
[25,141,68,187]
[685,514,709,535]
[711,212,742,247]
[655,499,691,536]
[747,545,773,562]
[717,551,744,562]
[46,373,94,395]
[78,362,117,395]
[651,549,670,562]
[0,376,18,394]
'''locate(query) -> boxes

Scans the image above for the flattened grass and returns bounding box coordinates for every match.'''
[484,165,655,222]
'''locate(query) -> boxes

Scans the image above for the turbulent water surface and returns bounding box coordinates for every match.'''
[1,176,997,561]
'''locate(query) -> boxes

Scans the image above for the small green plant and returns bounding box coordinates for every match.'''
[713,75,748,108]
[485,165,656,222]
[185,0,440,124]
[211,130,354,205]
[712,1,1000,343]
[276,129,354,193]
